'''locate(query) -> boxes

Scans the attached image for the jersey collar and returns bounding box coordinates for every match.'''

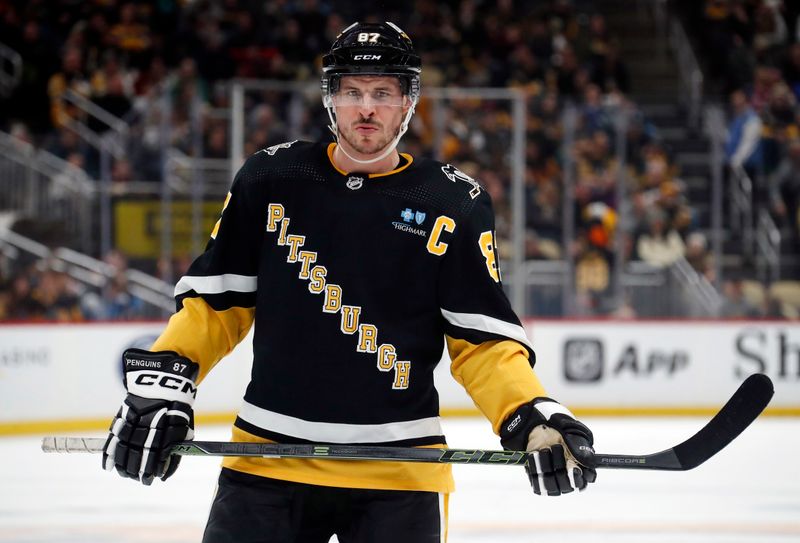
[326,143,414,178]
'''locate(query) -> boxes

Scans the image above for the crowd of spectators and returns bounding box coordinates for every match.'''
[682,0,800,243]
[0,0,794,320]
[681,0,800,316]
[0,249,148,321]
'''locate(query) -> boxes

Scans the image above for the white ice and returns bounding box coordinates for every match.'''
[1,417,799,543]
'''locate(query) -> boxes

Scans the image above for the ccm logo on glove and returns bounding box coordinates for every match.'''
[131,373,198,394]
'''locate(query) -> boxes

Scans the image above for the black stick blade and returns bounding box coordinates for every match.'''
[671,373,774,470]
[595,373,774,470]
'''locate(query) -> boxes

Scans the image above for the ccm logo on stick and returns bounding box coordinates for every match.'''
[134,374,197,396]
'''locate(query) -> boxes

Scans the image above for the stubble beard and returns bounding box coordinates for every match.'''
[338,119,400,157]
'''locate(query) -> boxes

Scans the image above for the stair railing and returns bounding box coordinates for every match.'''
[0,130,96,253]
[0,229,175,315]
[755,209,781,283]
[669,256,723,317]
[730,165,755,257]
[668,16,703,129]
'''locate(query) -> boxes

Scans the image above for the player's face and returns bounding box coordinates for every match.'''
[333,76,410,158]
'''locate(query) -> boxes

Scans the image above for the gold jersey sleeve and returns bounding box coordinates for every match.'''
[150,297,254,384]
[448,337,546,434]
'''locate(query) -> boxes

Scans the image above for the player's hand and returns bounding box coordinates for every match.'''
[500,398,596,496]
[102,349,199,485]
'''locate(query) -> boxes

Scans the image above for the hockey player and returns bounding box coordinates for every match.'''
[101,21,597,542]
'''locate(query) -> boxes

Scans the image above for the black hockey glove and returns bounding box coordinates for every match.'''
[500,398,597,496]
[102,349,199,485]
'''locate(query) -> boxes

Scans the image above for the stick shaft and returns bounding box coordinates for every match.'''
[36,437,685,469]
[42,437,529,465]
[41,374,774,471]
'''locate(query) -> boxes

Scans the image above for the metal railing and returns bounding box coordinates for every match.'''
[0,131,96,253]
[755,209,781,284]
[729,164,755,256]
[60,89,130,158]
[668,15,703,129]
[0,41,22,98]
[669,256,723,316]
[0,229,174,316]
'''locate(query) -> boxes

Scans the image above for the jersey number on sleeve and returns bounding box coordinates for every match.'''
[478,231,501,282]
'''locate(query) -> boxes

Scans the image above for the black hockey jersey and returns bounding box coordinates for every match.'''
[152,141,546,492]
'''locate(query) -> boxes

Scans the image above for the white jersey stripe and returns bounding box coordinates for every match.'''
[440,308,533,352]
[238,401,444,444]
[174,274,258,296]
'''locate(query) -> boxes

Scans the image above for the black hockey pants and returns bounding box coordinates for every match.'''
[202,468,445,543]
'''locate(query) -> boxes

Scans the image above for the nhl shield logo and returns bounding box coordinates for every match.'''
[414,211,426,225]
[346,176,364,190]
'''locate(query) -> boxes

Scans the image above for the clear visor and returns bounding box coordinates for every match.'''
[329,88,408,108]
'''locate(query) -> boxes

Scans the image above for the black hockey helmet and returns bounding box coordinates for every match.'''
[321,21,421,98]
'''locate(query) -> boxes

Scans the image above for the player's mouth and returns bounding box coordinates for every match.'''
[354,123,380,135]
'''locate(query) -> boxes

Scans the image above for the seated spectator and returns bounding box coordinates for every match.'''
[685,231,715,282]
[526,176,561,243]
[575,130,618,209]
[4,272,46,320]
[751,1,788,64]
[759,82,800,174]
[574,246,611,314]
[578,83,612,135]
[636,209,686,268]
[101,272,144,320]
[719,277,762,318]
[47,46,91,128]
[753,64,784,110]
[8,122,34,148]
[32,268,84,321]
[107,3,152,69]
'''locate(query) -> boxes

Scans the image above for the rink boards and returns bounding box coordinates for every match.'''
[0,319,797,434]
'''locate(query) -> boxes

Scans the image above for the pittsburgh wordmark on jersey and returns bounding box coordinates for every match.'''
[266,202,411,390]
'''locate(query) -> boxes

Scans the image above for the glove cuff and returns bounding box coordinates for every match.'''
[500,397,576,451]
[123,349,199,406]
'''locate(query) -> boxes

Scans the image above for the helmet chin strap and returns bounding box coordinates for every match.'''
[326,103,416,165]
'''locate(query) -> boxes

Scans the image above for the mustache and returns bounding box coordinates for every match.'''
[353,118,381,127]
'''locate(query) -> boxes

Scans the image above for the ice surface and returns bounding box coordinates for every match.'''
[1,417,798,543]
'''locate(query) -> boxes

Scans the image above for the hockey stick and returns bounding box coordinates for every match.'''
[42,373,773,471]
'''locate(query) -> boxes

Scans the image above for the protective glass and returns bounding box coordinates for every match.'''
[330,88,407,108]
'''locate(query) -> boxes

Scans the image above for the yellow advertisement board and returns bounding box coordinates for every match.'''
[115,200,221,258]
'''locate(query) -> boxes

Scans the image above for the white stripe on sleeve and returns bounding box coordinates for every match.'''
[440,308,533,352]
[174,274,258,296]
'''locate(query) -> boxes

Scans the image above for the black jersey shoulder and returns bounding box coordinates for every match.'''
[240,140,319,174]
[232,140,330,192]
[393,156,488,220]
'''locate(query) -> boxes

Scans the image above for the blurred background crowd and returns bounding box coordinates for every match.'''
[0,0,798,322]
